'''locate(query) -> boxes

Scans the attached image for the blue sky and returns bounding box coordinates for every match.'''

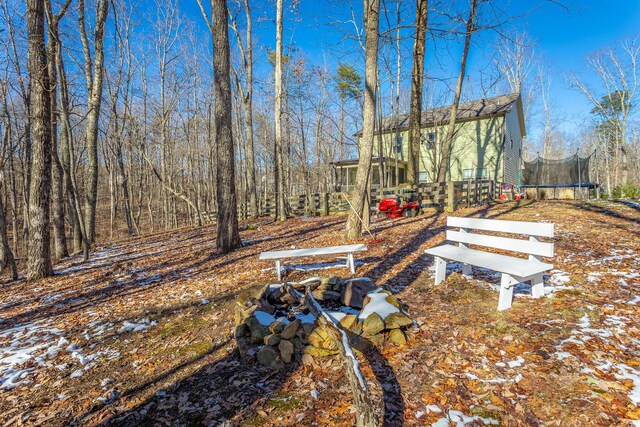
[180,0,640,142]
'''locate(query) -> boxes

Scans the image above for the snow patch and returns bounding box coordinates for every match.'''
[358,291,399,321]
[118,318,157,333]
[253,311,276,326]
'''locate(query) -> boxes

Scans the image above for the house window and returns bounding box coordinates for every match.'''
[462,168,488,180]
[422,132,436,149]
[395,135,403,153]
[418,171,429,183]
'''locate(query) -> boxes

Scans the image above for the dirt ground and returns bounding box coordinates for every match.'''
[1,200,639,426]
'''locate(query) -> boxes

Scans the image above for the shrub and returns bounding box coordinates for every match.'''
[611,182,640,199]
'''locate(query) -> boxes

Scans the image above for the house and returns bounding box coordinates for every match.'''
[333,93,526,192]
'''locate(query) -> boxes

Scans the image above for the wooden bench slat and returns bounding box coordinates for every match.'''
[446,230,554,258]
[425,244,553,278]
[259,244,367,260]
[448,217,554,237]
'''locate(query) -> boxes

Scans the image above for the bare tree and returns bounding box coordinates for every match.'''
[78,0,109,244]
[274,0,287,221]
[211,0,241,252]
[345,0,380,241]
[26,0,53,279]
[407,0,428,186]
[436,0,478,184]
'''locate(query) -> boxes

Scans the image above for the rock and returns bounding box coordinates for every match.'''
[303,345,339,357]
[280,293,298,305]
[302,323,316,335]
[338,314,359,331]
[257,345,279,367]
[307,326,336,350]
[264,333,282,346]
[234,324,249,338]
[384,312,412,329]
[388,329,407,346]
[281,319,301,340]
[362,312,384,336]
[367,333,385,347]
[279,339,294,363]
[251,327,269,344]
[234,302,257,326]
[385,294,401,309]
[266,286,284,302]
[341,278,377,309]
[236,337,251,358]
[311,290,341,301]
[269,321,287,334]
[258,298,275,314]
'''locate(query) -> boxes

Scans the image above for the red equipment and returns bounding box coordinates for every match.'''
[377,197,421,219]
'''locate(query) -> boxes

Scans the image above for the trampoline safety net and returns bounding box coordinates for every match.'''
[522,153,593,186]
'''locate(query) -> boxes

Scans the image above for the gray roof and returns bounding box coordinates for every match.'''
[355,93,521,136]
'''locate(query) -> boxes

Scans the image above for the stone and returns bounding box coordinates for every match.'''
[362,312,384,336]
[257,345,279,367]
[388,329,407,346]
[280,293,298,305]
[311,290,341,301]
[338,315,362,334]
[280,319,301,340]
[303,345,339,357]
[234,302,257,326]
[341,278,377,309]
[307,326,336,350]
[278,339,294,363]
[367,333,385,347]
[236,337,251,358]
[258,298,275,314]
[269,321,287,334]
[234,324,250,338]
[264,333,282,346]
[384,312,412,329]
[267,286,284,302]
[384,294,401,309]
[251,327,269,344]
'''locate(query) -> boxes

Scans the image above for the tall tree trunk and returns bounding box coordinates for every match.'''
[45,0,71,260]
[212,0,242,253]
[79,0,109,244]
[274,0,287,221]
[407,0,428,186]
[243,0,258,217]
[26,0,54,279]
[436,0,478,184]
[345,0,380,241]
[0,188,18,280]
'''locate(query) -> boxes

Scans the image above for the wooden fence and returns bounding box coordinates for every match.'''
[212,179,495,220]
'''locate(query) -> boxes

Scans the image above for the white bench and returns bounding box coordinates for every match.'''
[259,244,368,281]
[425,217,554,311]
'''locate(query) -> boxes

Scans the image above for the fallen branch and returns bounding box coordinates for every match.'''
[284,280,380,427]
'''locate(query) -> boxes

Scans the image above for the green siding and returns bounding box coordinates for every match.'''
[368,115,506,182]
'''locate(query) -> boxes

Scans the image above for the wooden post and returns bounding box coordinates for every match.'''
[446,180,455,212]
[320,192,329,216]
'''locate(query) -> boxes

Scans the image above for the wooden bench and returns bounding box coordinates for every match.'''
[259,244,368,281]
[425,217,554,311]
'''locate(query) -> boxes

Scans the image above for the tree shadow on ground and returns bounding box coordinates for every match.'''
[87,331,405,426]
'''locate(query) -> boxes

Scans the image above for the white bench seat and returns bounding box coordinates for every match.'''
[425,245,553,278]
[259,244,368,281]
[425,217,555,311]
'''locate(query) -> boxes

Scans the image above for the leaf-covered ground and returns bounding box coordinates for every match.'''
[1,200,639,426]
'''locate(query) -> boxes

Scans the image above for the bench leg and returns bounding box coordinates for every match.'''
[434,256,446,286]
[461,263,472,276]
[346,253,355,274]
[498,274,518,311]
[275,259,281,282]
[531,273,544,298]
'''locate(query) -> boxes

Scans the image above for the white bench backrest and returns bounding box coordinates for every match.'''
[446,217,554,258]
